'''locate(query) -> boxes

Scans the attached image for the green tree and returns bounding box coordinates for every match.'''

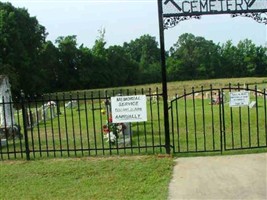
[236,39,257,76]
[168,33,221,80]
[55,35,80,90]
[106,45,140,87]
[78,45,94,89]
[123,34,161,84]
[254,46,267,76]
[92,28,107,59]
[0,2,47,95]
[38,41,60,92]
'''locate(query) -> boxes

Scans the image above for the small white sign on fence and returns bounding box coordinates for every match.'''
[111,95,147,123]
[229,91,250,107]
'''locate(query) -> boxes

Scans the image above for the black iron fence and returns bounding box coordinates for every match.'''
[0,88,165,160]
[169,84,267,154]
[1,84,267,160]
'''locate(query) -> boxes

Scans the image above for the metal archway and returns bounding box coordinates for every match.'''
[157,0,267,154]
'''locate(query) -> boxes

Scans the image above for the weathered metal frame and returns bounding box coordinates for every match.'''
[157,0,267,154]
[164,10,267,29]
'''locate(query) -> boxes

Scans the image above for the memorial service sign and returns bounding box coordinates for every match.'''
[111,95,147,123]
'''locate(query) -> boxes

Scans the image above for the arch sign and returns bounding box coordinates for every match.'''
[162,0,267,28]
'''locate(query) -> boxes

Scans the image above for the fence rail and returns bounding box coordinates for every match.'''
[1,84,267,160]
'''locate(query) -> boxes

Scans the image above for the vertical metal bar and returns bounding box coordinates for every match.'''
[157,0,170,154]
[229,84,234,149]
[170,100,174,152]
[84,91,90,155]
[14,97,23,158]
[63,93,70,157]
[28,108,35,158]
[135,89,141,153]
[201,86,206,151]
[142,88,148,153]
[247,85,251,148]
[55,93,63,157]
[21,91,30,160]
[238,84,243,148]
[97,91,104,155]
[126,89,134,154]
[192,87,198,152]
[105,91,112,155]
[2,97,10,159]
[9,95,17,158]
[219,89,223,154]
[176,94,180,152]
[121,90,127,155]
[49,94,56,157]
[149,88,155,153]
[238,107,243,148]
[115,90,120,155]
[77,92,84,156]
[184,88,189,152]
[91,92,97,155]
[255,85,260,147]
[210,85,215,150]
[156,87,163,152]
[42,95,49,157]
[70,93,77,156]
[34,95,42,157]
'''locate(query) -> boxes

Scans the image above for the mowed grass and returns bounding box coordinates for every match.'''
[0,156,174,200]
[90,77,267,98]
[0,78,266,200]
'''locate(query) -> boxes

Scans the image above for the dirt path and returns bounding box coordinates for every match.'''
[168,153,267,200]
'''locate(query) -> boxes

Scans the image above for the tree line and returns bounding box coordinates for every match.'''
[1,2,266,96]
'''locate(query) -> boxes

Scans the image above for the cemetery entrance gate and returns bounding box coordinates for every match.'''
[157,0,267,154]
[169,85,267,154]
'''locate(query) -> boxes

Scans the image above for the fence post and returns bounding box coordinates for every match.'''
[219,89,223,155]
[21,90,30,160]
[157,0,170,154]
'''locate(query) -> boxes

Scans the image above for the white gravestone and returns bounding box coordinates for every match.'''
[0,76,14,127]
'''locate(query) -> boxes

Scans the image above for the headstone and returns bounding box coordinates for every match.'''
[249,101,257,109]
[123,122,131,136]
[0,76,14,127]
[117,122,131,146]
[65,100,77,109]
[1,138,7,147]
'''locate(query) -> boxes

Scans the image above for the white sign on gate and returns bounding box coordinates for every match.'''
[111,95,147,123]
[229,91,250,107]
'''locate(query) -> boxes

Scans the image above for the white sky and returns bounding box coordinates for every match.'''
[3,0,267,50]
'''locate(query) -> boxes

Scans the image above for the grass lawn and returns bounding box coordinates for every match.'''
[0,155,174,200]
[0,78,266,199]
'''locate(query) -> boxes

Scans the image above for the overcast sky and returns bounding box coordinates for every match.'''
[3,0,267,50]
